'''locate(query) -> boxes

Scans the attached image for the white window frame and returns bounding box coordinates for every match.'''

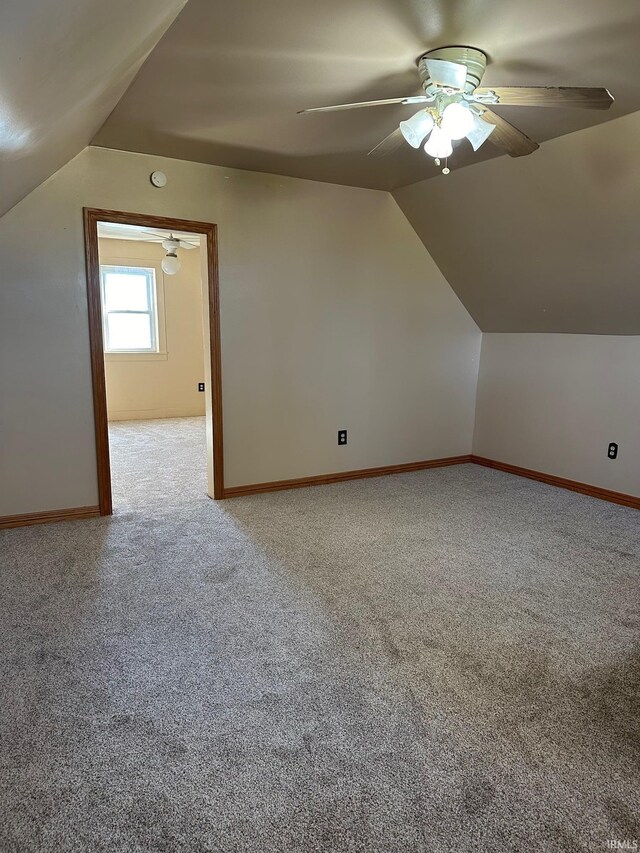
[100,257,167,361]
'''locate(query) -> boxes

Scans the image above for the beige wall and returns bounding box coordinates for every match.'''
[98,238,205,421]
[0,146,480,514]
[473,334,640,496]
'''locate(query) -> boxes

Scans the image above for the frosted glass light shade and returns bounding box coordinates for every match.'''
[161,253,181,275]
[441,101,474,140]
[399,110,435,148]
[424,125,453,159]
[466,113,495,151]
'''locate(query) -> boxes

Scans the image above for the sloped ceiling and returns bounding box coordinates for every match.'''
[0,0,187,218]
[92,0,640,191]
[3,0,639,335]
[394,110,640,334]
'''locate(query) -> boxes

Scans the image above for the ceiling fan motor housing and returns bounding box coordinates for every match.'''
[419,46,487,94]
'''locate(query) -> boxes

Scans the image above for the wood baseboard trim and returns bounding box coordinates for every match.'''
[0,505,101,530]
[223,455,472,498]
[471,456,640,510]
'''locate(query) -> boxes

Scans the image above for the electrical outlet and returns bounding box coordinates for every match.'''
[607,442,618,459]
[338,429,347,446]
[198,382,205,392]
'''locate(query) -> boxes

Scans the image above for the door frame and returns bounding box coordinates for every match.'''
[83,207,224,513]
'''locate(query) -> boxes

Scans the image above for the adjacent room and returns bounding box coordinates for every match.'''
[0,1,638,851]
[96,221,210,512]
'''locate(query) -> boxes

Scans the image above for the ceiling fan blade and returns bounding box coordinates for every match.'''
[474,107,539,157]
[140,229,170,241]
[367,127,405,157]
[139,230,198,249]
[425,58,467,90]
[475,86,614,110]
[98,223,140,237]
[298,95,428,115]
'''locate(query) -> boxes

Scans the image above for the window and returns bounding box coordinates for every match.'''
[100,265,158,353]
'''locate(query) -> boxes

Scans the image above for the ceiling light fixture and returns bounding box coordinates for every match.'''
[161,237,182,275]
[466,112,496,151]
[399,96,486,171]
[299,45,614,178]
[440,101,474,140]
[424,124,453,159]
[399,110,434,148]
[161,252,181,275]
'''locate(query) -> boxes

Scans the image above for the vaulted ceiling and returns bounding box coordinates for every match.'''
[93,0,640,191]
[1,0,639,332]
[394,110,640,334]
[0,0,187,218]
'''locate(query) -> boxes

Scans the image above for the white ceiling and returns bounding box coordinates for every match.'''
[97,222,201,247]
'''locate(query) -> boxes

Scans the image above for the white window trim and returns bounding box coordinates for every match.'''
[100,255,168,361]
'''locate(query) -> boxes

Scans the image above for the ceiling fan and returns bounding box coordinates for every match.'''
[139,230,199,251]
[298,46,614,174]
[97,222,199,274]
[139,230,198,276]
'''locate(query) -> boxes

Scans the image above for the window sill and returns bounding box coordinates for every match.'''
[104,352,168,363]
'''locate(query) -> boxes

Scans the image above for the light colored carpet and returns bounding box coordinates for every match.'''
[0,416,638,852]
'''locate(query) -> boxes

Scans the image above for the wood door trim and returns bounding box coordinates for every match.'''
[472,455,640,510]
[223,455,473,498]
[0,505,101,530]
[83,209,112,514]
[83,208,224,511]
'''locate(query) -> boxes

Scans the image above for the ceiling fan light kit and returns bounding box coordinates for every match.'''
[158,233,199,276]
[440,101,475,140]
[399,110,434,148]
[467,111,497,151]
[161,253,181,275]
[97,223,198,276]
[299,44,614,176]
[424,125,453,159]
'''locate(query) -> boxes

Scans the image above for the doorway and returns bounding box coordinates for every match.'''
[83,209,223,514]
